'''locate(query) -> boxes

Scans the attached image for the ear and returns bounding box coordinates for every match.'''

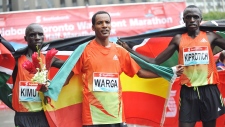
[92,25,95,31]
[200,17,202,23]
[24,36,27,42]
[183,17,185,23]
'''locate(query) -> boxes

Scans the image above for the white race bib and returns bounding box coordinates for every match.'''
[93,72,119,92]
[19,81,41,102]
[183,46,209,66]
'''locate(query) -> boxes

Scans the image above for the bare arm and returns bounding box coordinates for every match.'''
[117,35,181,64]
[137,69,160,78]
[136,64,184,78]
[51,57,65,68]
[208,32,225,50]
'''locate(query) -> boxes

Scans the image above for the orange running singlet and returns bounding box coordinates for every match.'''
[12,54,45,112]
[73,39,140,125]
[178,31,219,87]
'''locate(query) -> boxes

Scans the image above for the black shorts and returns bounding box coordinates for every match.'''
[83,123,127,127]
[179,85,225,122]
[15,110,49,127]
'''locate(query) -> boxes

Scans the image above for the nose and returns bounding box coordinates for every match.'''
[34,34,41,39]
[102,22,107,27]
[191,17,195,21]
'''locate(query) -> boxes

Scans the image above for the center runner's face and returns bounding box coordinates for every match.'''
[92,13,111,40]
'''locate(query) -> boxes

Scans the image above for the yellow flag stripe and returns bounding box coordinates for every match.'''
[44,75,83,111]
[121,73,170,98]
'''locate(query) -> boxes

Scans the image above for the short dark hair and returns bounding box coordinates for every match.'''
[25,23,41,35]
[219,51,225,62]
[183,5,202,17]
[91,11,111,25]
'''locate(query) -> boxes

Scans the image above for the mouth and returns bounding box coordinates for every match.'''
[101,30,109,34]
[35,42,42,46]
[188,24,197,27]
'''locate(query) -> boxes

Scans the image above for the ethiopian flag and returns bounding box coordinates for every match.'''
[41,19,225,127]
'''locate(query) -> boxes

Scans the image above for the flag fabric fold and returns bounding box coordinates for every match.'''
[0,41,15,110]
[2,19,223,127]
[43,40,177,127]
[44,42,90,101]
[45,43,176,101]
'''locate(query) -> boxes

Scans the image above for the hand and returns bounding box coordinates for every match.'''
[40,84,48,92]
[116,37,131,51]
[175,64,184,77]
[44,96,51,105]
[36,84,48,92]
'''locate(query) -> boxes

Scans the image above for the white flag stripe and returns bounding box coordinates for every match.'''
[0,66,13,75]
[133,38,150,51]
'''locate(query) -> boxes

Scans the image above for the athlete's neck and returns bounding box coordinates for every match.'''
[187,29,200,39]
[95,38,110,47]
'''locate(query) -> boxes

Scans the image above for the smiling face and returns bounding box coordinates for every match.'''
[183,8,202,32]
[24,24,44,51]
[92,13,111,40]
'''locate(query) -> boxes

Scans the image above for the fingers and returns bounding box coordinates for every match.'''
[40,84,48,92]
[176,64,184,77]
[116,37,122,45]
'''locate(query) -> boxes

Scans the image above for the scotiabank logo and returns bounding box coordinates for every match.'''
[166,90,177,117]
[36,15,70,23]
[36,16,41,23]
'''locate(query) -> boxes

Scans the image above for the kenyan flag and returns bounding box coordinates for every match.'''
[0,42,15,110]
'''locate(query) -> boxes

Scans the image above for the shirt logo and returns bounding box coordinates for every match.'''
[113,55,118,60]
[200,38,208,43]
[218,107,221,111]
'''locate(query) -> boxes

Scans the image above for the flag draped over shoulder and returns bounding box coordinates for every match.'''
[36,19,225,127]
[43,41,177,127]
[0,37,15,110]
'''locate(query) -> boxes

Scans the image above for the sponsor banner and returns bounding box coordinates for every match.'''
[0,2,186,44]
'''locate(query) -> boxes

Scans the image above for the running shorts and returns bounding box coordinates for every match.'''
[14,110,49,127]
[179,85,225,122]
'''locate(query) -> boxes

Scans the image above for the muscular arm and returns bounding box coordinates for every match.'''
[208,32,225,50]
[136,64,184,78]
[51,57,65,69]
[136,69,160,78]
[118,35,181,64]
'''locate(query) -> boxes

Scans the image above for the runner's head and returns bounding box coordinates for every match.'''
[218,51,225,65]
[24,23,44,51]
[183,5,202,32]
[92,11,111,40]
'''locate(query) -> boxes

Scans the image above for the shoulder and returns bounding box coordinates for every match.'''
[205,31,222,42]
[114,43,129,53]
[174,34,182,39]
[170,34,182,46]
[13,46,28,59]
[205,31,221,38]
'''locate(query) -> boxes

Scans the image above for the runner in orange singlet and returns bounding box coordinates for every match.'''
[12,23,64,127]
[118,5,225,127]
[67,11,183,127]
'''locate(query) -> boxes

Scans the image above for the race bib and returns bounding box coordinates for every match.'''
[183,46,209,66]
[19,81,41,102]
[93,72,119,92]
